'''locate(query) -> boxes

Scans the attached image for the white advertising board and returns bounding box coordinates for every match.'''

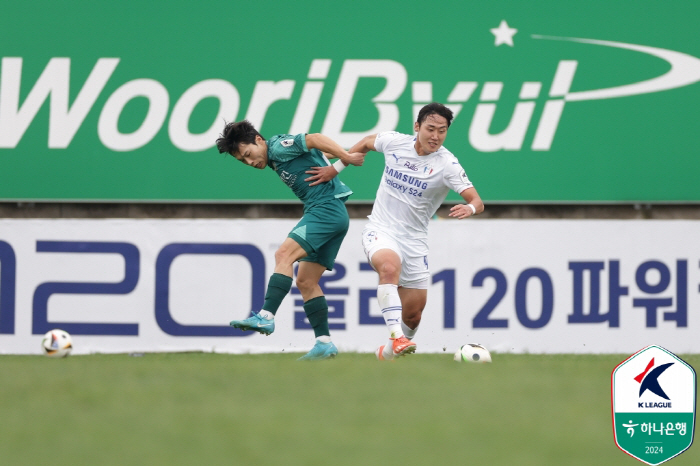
[0,219,698,355]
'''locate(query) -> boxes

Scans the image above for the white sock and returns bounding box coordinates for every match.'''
[258,310,274,320]
[382,340,395,360]
[316,335,331,344]
[401,320,419,340]
[377,284,403,338]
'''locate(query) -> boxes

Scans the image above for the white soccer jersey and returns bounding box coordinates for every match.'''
[367,131,474,240]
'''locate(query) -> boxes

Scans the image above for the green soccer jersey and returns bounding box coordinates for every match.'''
[266,133,352,207]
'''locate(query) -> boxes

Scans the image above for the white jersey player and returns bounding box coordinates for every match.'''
[368,130,474,243]
[305,102,484,360]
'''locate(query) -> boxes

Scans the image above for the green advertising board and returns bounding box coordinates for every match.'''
[1,1,699,203]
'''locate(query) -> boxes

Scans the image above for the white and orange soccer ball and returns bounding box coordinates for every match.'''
[41,329,73,358]
[454,343,492,363]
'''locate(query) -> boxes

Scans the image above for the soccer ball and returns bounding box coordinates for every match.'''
[454,343,492,363]
[41,329,73,358]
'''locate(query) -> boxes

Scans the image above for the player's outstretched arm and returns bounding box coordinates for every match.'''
[349,134,377,154]
[305,133,364,166]
[449,187,485,219]
[304,133,376,186]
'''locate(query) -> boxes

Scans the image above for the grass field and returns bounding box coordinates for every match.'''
[1,352,697,466]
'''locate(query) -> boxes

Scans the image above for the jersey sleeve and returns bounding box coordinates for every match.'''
[268,133,309,163]
[443,157,474,194]
[373,131,401,154]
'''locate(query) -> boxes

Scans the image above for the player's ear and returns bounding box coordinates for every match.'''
[413,121,420,133]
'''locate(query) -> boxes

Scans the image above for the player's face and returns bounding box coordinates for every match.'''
[233,136,268,170]
[414,113,449,155]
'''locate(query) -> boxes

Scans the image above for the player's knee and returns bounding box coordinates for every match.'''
[274,245,293,266]
[295,275,318,296]
[377,262,400,282]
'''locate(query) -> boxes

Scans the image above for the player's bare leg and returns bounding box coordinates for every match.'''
[295,261,325,302]
[273,237,309,276]
[398,287,427,339]
[230,237,307,335]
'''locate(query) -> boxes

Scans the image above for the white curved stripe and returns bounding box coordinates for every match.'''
[532,35,700,101]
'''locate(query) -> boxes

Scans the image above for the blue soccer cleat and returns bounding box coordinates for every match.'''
[229,313,275,336]
[297,341,338,361]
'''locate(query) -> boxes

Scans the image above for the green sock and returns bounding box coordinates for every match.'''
[262,273,293,315]
[303,296,330,338]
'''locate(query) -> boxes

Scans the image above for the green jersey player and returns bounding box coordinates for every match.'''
[216,120,365,360]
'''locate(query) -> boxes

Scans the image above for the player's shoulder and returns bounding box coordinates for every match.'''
[268,134,308,159]
[268,134,296,147]
[374,131,414,153]
[434,145,461,165]
[375,131,413,147]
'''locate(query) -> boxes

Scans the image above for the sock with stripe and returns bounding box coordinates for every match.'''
[377,284,403,338]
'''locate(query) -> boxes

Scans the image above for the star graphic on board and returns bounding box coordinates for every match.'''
[490,20,518,47]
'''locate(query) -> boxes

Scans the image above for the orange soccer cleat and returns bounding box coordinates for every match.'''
[391,336,417,357]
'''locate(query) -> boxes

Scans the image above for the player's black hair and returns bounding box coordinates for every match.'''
[216,120,264,156]
[416,102,454,128]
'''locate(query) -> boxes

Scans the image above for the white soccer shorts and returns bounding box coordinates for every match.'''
[361,224,430,289]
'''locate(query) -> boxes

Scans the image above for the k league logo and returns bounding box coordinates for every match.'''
[612,345,696,465]
[636,358,674,403]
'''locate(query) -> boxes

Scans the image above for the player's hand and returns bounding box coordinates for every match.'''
[449,204,474,219]
[305,166,339,186]
[345,152,366,166]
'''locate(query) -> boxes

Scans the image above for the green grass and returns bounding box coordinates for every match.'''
[1,353,697,466]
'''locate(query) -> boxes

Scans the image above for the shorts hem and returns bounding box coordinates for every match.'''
[288,232,313,256]
[398,277,430,290]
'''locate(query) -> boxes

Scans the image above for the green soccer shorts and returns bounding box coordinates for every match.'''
[288,198,350,271]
